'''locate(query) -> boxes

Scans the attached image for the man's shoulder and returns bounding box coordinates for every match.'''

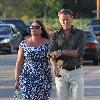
[73,28,86,40]
[73,28,85,36]
[51,30,61,37]
[53,30,61,34]
[73,27,84,33]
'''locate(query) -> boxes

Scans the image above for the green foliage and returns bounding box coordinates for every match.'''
[0,0,97,20]
[44,18,90,34]
[0,0,95,35]
[0,0,62,19]
[72,18,90,29]
[62,0,96,18]
[46,0,62,18]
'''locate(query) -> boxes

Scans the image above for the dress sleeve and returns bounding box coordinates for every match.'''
[19,41,24,49]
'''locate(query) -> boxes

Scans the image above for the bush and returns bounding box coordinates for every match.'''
[44,18,90,36]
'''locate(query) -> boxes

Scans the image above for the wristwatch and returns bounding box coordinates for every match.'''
[61,50,68,55]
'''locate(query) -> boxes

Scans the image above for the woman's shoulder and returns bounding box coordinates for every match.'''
[42,38,49,44]
[19,37,30,47]
[22,37,31,44]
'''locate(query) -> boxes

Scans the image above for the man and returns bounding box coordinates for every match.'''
[48,9,86,100]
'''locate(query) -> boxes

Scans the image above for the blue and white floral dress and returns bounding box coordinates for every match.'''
[19,40,52,100]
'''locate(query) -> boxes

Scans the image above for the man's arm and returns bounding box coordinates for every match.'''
[61,30,86,57]
[49,30,86,58]
[48,32,59,52]
[48,32,61,77]
[61,50,79,57]
[77,30,86,57]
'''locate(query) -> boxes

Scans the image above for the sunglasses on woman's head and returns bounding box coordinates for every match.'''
[30,25,41,29]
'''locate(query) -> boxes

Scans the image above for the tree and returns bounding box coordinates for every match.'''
[62,0,96,18]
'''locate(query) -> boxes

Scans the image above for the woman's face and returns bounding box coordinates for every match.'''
[30,22,42,36]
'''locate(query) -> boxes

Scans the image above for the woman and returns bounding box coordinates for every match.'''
[15,20,52,100]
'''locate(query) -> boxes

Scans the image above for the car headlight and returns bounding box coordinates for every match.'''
[0,38,10,43]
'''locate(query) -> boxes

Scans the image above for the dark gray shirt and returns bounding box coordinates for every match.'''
[48,27,86,68]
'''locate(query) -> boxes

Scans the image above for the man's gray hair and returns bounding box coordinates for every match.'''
[58,9,73,16]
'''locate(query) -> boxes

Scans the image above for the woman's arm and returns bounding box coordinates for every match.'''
[50,57,60,77]
[15,46,24,82]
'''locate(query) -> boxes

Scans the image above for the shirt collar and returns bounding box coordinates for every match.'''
[59,25,76,35]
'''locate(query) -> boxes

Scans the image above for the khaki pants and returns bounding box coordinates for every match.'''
[55,68,84,100]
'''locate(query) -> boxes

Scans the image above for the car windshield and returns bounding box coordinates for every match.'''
[90,20,100,25]
[2,20,26,28]
[85,31,95,39]
[0,26,10,35]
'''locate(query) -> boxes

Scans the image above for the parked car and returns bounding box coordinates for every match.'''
[0,24,22,53]
[0,19,29,39]
[26,22,32,34]
[83,30,100,65]
[87,19,100,36]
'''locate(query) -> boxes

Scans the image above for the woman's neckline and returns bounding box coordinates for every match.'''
[25,37,49,48]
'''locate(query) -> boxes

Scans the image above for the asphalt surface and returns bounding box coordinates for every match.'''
[0,66,100,100]
[0,54,100,100]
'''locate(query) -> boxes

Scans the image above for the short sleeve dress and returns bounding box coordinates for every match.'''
[19,40,52,100]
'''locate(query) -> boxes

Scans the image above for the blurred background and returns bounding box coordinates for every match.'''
[0,0,97,31]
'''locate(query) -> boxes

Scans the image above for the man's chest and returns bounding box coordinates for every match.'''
[57,34,79,49]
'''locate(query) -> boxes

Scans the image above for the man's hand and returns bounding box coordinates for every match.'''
[50,50,62,58]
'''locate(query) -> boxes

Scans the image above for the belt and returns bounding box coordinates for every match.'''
[61,65,81,71]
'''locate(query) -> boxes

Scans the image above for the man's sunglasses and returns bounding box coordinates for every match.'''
[30,25,41,29]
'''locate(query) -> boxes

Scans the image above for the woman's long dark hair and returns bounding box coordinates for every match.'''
[32,20,49,39]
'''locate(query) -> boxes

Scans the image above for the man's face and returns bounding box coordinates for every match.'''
[59,14,73,30]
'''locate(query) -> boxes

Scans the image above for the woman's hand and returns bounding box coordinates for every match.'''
[53,66,60,77]
[15,80,20,90]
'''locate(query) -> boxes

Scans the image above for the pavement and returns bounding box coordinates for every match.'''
[0,65,100,100]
